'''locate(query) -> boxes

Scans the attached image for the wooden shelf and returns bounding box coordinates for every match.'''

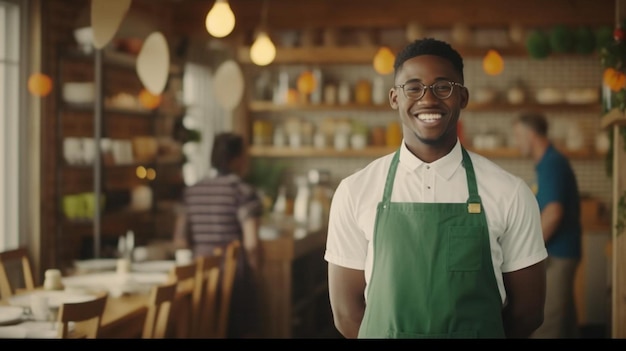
[466,102,601,113]
[61,48,182,73]
[249,100,391,112]
[237,45,592,65]
[251,145,607,160]
[61,102,155,116]
[249,100,601,113]
[251,145,397,158]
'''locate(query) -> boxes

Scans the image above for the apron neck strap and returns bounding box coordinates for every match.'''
[461,147,482,205]
[381,149,401,203]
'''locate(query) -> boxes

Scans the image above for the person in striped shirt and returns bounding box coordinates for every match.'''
[174,132,264,338]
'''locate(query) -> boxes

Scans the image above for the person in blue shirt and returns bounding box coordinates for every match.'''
[513,112,582,338]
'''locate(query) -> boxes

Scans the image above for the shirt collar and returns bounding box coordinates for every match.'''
[398,139,463,180]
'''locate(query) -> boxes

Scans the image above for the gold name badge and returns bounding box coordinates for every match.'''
[468,203,481,214]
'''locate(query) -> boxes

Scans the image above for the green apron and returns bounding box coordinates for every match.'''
[357,147,505,338]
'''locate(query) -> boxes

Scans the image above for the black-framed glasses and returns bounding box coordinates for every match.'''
[394,80,464,101]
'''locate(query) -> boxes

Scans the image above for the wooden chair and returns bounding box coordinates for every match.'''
[142,281,177,339]
[56,292,108,339]
[192,252,223,338]
[215,239,241,338]
[167,261,198,338]
[0,247,36,299]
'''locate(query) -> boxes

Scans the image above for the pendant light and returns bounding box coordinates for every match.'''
[205,0,236,38]
[250,0,276,66]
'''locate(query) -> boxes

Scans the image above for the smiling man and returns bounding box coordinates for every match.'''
[324,38,548,339]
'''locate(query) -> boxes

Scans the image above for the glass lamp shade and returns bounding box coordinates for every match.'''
[205,0,235,38]
[250,31,276,66]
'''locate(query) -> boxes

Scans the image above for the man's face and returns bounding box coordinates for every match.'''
[389,55,468,150]
[512,122,532,158]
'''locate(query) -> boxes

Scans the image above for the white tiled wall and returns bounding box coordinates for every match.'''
[248,54,613,207]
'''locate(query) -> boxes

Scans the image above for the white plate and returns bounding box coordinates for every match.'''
[0,306,24,326]
[8,291,97,309]
[0,321,75,339]
[136,32,170,95]
[131,260,175,273]
[213,60,244,111]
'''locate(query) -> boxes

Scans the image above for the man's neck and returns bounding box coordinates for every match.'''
[532,138,550,164]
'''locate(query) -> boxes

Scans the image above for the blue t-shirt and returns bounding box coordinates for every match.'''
[533,144,582,259]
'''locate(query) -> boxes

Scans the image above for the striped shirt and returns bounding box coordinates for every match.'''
[182,173,263,257]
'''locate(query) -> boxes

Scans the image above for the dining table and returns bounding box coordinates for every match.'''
[0,259,176,339]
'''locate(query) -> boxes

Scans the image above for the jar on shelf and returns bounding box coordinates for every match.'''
[355,79,372,105]
[323,84,337,105]
[372,76,387,105]
[386,121,402,147]
[338,81,351,105]
[253,120,273,146]
[310,68,323,105]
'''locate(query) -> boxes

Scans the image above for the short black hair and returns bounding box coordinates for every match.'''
[515,112,549,137]
[211,132,244,174]
[394,38,464,82]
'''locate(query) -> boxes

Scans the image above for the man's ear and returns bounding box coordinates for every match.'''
[460,86,469,109]
[389,87,399,110]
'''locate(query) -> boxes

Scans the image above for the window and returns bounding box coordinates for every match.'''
[0,0,25,251]
[181,61,230,186]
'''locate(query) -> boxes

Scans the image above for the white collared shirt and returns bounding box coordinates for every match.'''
[324,140,548,303]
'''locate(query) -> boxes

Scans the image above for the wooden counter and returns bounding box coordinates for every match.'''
[258,224,332,338]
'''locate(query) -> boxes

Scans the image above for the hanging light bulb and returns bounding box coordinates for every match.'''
[250,0,275,66]
[250,31,276,66]
[205,0,235,38]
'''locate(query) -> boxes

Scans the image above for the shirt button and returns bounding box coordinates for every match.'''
[427,186,431,189]
[426,165,430,169]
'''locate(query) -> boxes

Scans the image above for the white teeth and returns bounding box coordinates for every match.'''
[417,113,442,121]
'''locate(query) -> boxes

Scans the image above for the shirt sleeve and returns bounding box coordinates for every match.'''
[537,160,566,208]
[324,179,369,270]
[500,179,548,273]
[236,182,264,223]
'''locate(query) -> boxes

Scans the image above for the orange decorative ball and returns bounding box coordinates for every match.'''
[28,73,53,97]
[603,67,626,92]
[482,49,504,76]
[138,89,162,110]
[373,46,395,75]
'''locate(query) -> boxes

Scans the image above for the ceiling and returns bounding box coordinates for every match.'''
[167,0,618,39]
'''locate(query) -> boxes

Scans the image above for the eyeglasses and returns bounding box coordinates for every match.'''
[394,80,464,101]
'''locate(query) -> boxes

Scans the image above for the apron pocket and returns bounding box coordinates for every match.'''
[447,226,483,271]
